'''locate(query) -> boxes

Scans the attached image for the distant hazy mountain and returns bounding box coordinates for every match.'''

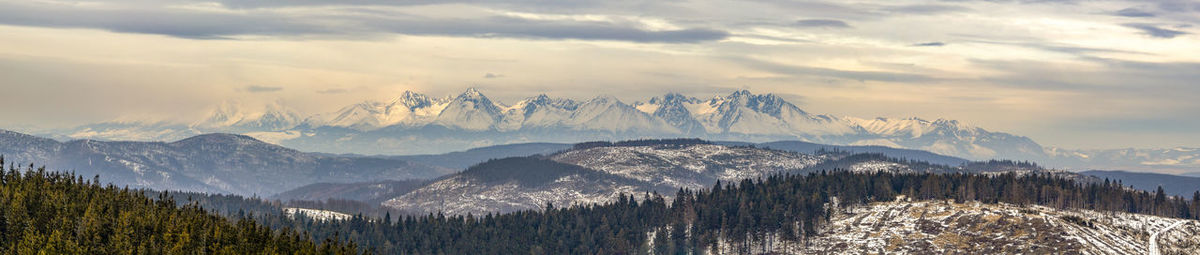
[749,140,971,166]
[390,142,572,170]
[33,89,1200,173]
[0,129,453,196]
[1081,170,1200,197]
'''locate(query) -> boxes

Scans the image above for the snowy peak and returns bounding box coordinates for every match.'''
[436,88,505,130]
[392,90,434,109]
[721,90,807,118]
[196,101,301,132]
[643,93,704,134]
[499,94,580,130]
[302,91,449,130]
[850,117,980,138]
[697,90,831,135]
[566,96,678,133]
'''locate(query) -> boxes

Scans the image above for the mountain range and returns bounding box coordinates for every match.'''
[26,89,1199,173]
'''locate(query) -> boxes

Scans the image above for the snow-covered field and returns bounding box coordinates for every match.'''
[706,199,1200,254]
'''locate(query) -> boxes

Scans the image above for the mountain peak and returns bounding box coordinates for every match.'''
[195,101,300,131]
[588,95,621,104]
[395,91,432,108]
[460,88,485,99]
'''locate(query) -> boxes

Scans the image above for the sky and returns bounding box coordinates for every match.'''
[0,0,1198,149]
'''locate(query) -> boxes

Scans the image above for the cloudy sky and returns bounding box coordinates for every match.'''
[0,0,1198,149]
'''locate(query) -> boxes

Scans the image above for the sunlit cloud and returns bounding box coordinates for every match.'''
[0,0,1197,149]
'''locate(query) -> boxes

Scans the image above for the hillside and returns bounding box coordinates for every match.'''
[383,157,673,215]
[390,142,571,170]
[0,163,356,254]
[264,170,1200,254]
[0,130,452,195]
[717,199,1200,254]
[379,140,1073,215]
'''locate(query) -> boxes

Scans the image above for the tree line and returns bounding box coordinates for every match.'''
[4,155,1198,254]
[0,158,360,254]
[253,169,1199,254]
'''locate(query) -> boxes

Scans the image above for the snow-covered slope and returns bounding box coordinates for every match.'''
[550,143,826,190]
[382,157,669,215]
[708,199,1200,254]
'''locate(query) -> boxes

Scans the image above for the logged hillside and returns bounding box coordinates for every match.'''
[383,157,673,215]
[727,200,1200,254]
[0,161,358,254]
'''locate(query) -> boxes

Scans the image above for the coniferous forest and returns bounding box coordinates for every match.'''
[3,156,1199,254]
[0,158,359,254]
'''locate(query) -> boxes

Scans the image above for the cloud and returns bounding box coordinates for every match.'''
[911,42,946,47]
[316,88,348,94]
[484,73,504,79]
[0,2,728,43]
[369,16,729,43]
[731,57,939,83]
[794,19,851,28]
[1114,7,1155,17]
[245,85,283,93]
[1122,23,1188,38]
[882,4,971,15]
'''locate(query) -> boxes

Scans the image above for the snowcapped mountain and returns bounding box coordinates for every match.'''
[268,89,1047,160]
[563,96,678,134]
[303,91,449,130]
[498,94,580,130]
[434,88,505,131]
[634,93,706,135]
[195,101,302,132]
[842,117,1045,160]
[697,90,859,137]
[39,88,1198,173]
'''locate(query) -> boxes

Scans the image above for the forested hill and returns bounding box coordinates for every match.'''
[0,159,359,254]
[273,169,1200,254]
